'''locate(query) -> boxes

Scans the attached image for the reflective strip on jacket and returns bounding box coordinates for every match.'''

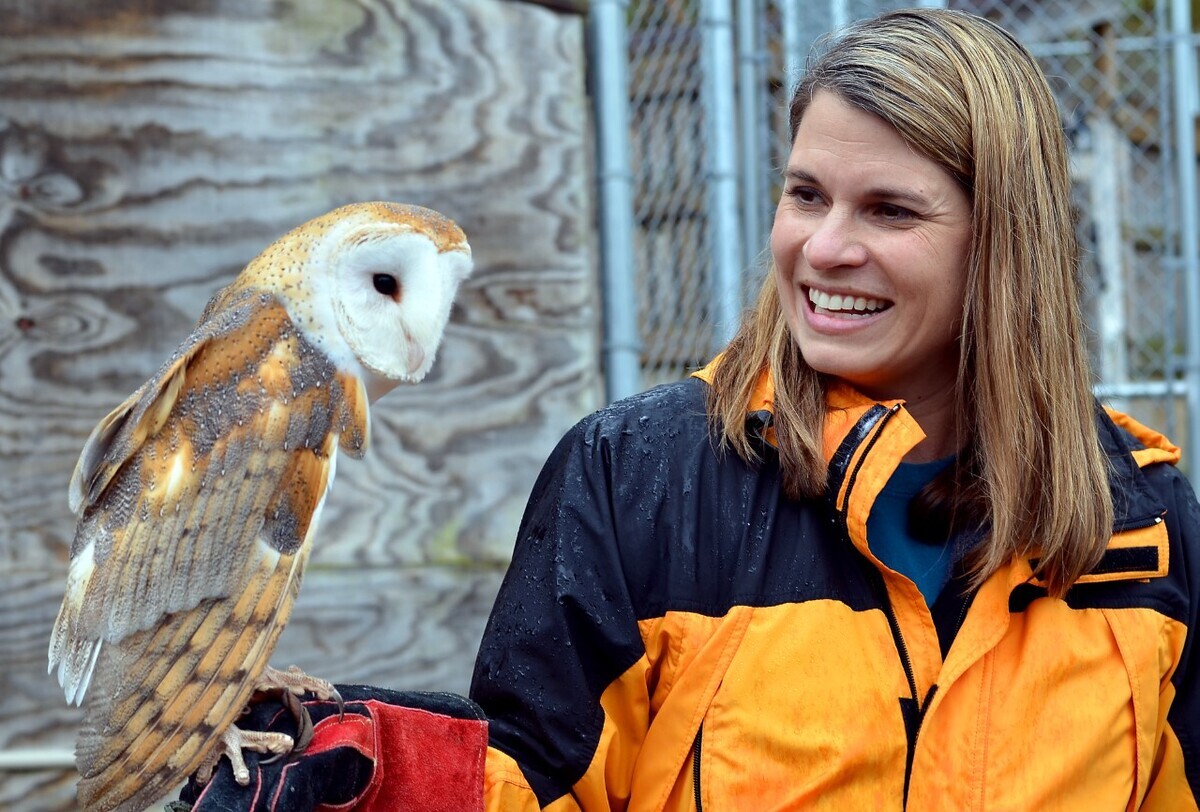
[470,371,1200,810]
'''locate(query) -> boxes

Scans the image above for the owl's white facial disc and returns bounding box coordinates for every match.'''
[331,228,471,393]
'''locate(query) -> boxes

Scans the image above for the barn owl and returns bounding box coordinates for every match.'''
[47,201,473,812]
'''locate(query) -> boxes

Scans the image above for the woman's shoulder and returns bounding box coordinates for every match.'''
[1100,407,1181,464]
[568,376,713,444]
[1096,405,1189,505]
[538,376,747,495]
[1096,406,1200,587]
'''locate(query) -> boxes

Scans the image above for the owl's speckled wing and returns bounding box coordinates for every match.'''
[48,289,368,812]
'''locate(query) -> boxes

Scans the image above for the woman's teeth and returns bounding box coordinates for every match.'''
[808,288,888,318]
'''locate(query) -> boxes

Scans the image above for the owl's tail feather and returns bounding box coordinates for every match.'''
[73,548,304,812]
[48,541,104,706]
[49,633,101,707]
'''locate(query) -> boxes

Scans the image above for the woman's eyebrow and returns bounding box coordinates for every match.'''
[784,168,931,207]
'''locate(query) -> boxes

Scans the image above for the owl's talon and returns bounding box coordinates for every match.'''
[331,685,345,723]
[279,689,316,754]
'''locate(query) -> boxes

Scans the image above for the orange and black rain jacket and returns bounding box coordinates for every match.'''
[471,372,1200,810]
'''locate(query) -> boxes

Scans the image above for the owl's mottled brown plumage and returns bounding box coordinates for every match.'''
[49,202,472,812]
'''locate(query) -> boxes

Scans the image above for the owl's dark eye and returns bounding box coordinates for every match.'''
[372,273,400,299]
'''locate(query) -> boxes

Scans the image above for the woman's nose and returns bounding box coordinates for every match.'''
[803,212,868,270]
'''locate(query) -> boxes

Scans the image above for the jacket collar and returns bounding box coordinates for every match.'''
[693,358,911,465]
[694,359,1173,574]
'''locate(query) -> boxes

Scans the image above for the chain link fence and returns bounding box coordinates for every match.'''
[597,0,1200,464]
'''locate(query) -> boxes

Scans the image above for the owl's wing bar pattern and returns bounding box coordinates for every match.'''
[74,454,323,812]
[52,296,261,705]
[48,292,369,812]
[67,294,255,519]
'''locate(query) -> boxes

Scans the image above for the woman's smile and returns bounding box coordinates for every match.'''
[805,285,893,324]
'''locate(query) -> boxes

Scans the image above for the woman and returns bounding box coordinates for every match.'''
[182,8,1199,810]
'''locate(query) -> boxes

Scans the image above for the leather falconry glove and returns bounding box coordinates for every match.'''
[172,684,488,812]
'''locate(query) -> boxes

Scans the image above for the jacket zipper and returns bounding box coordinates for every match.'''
[950,590,971,642]
[837,405,919,699]
[692,724,703,812]
[836,404,910,690]
[837,404,932,806]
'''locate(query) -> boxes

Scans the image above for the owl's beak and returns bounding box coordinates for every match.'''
[406,341,426,378]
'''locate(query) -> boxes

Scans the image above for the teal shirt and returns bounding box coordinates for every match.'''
[865,456,956,606]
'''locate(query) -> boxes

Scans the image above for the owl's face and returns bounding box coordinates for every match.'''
[236,203,473,402]
[328,224,472,387]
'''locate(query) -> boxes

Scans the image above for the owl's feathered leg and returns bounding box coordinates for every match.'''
[195,665,344,785]
[257,664,345,764]
[194,725,294,785]
[258,664,345,738]
[258,664,343,710]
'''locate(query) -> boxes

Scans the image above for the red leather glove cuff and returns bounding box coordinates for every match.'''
[332,697,487,811]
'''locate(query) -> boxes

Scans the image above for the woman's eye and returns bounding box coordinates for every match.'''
[372,273,400,299]
[788,186,822,205]
[876,203,914,221]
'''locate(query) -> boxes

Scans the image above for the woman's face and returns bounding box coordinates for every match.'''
[771,90,972,405]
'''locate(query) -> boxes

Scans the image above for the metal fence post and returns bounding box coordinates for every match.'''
[737,0,768,276]
[829,0,848,33]
[701,0,744,346]
[589,0,643,403]
[1086,115,1132,408]
[1172,0,1200,468]
[780,0,805,100]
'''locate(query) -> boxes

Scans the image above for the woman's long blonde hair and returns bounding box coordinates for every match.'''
[709,8,1113,597]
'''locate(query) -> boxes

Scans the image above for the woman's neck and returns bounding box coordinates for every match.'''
[897,384,961,463]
